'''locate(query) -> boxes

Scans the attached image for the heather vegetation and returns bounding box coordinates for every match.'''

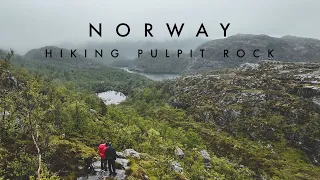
[3,48,152,95]
[1,50,320,180]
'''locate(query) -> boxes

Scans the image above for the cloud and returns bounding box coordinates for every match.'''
[0,0,319,53]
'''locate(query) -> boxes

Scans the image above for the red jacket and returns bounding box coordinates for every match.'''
[98,144,107,159]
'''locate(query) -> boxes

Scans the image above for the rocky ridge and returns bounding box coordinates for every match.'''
[169,60,320,165]
[188,34,320,73]
[130,34,320,74]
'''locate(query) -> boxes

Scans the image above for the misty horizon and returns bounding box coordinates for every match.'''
[1,34,316,55]
[1,0,319,54]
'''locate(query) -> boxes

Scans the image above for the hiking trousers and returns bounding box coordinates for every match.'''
[107,159,116,173]
[101,158,107,170]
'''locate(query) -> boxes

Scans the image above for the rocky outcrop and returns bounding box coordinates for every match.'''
[171,161,183,173]
[78,159,127,180]
[187,34,320,73]
[0,70,20,90]
[123,149,140,159]
[294,86,320,98]
[78,149,143,180]
[115,158,129,170]
[175,146,184,158]
[116,152,125,158]
[239,63,260,71]
[168,61,320,165]
[200,150,211,169]
[312,97,320,109]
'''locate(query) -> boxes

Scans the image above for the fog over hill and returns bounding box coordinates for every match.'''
[187,34,320,73]
[5,34,320,75]
[58,38,207,63]
[121,34,320,74]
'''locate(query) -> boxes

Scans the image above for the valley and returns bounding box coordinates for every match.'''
[1,34,320,180]
[2,0,320,179]
[120,67,180,81]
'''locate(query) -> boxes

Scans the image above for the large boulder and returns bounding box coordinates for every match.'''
[123,149,140,159]
[116,152,125,158]
[115,158,129,170]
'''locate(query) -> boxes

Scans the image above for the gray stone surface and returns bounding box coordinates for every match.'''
[175,146,185,158]
[200,150,211,169]
[123,149,140,159]
[171,161,183,173]
[78,159,128,180]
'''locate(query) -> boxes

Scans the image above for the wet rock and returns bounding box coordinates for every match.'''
[123,149,140,159]
[78,159,128,180]
[116,152,125,158]
[115,158,129,169]
[113,169,126,180]
[200,150,211,169]
[175,146,185,158]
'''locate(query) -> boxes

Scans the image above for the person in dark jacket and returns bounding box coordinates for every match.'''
[105,142,119,176]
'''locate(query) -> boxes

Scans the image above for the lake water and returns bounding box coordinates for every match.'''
[120,67,180,81]
[97,68,180,105]
[97,91,126,105]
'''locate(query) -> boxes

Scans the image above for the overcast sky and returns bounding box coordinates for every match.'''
[0,0,319,53]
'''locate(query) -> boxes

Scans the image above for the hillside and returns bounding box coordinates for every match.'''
[0,51,258,179]
[164,60,320,178]
[60,38,207,65]
[1,48,320,179]
[129,49,189,73]
[187,34,320,73]
[9,46,152,94]
[129,34,320,74]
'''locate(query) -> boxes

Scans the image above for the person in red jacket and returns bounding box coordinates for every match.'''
[98,141,107,171]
